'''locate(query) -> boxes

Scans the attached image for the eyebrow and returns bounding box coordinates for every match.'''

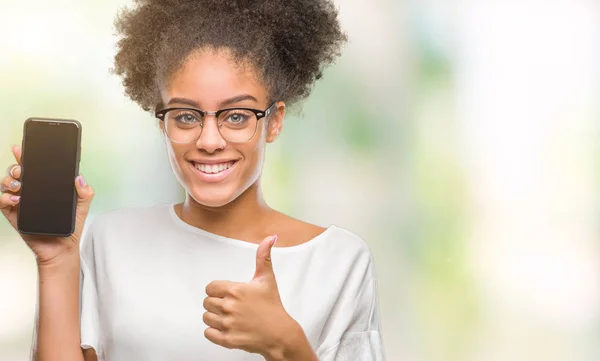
[167,94,259,109]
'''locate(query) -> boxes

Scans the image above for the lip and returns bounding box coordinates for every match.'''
[187,160,238,183]
[188,158,239,165]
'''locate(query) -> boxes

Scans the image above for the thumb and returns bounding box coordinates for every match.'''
[74,174,94,221]
[253,234,277,281]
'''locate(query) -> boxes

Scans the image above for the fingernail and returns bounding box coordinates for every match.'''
[8,166,18,178]
[271,234,278,246]
[10,180,20,189]
[78,175,87,187]
[10,195,20,202]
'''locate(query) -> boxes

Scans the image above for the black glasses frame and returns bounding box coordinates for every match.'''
[155,102,277,143]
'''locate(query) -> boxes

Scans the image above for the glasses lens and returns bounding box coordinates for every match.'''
[217,109,258,142]
[164,109,202,143]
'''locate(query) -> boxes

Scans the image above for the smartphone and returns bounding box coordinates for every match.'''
[17,118,82,236]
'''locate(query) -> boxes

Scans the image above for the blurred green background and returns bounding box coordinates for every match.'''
[1,1,599,360]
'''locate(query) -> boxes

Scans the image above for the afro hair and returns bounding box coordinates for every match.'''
[112,0,347,112]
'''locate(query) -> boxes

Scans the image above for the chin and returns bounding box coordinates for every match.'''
[187,186,239,208]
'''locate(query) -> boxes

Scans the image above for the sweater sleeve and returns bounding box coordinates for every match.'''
[79,223,103,359]
[316,251,386,361]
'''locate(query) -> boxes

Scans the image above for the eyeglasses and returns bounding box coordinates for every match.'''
[155,102,277,144]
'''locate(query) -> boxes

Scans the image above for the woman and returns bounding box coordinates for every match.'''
[1,0,385,360]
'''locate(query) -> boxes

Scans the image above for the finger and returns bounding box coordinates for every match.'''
[204,327,230,349]
[205,280,237,298]
[202,311,225,331]
[11,145,21,166]
[203,296,227,315]
[253,234,277,281]
[5,165,21,180]
[74,174,94,218]
[71,174,95,237]
[0,192,20,210]
[1,176,21,193]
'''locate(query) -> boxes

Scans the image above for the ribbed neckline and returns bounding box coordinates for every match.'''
[166,203,335,253]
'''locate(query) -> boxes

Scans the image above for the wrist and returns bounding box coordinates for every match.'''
[265,320,316,361]
[37,251,80,276]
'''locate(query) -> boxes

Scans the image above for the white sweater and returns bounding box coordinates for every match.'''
[76,203,385,361]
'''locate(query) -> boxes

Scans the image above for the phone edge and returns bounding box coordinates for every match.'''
[16,118,82,237]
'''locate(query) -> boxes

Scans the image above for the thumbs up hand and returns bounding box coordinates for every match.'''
[203,235,317,361]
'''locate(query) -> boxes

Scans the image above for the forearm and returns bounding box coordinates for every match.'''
[34,254,84,361]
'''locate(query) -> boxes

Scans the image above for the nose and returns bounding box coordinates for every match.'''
[196,116,226,153]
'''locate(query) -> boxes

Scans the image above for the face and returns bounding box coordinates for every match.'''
[159,47,284,208]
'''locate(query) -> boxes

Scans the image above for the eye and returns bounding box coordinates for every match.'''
[227,113,246,124]
[220,110,253,126]
[172,111,201,124]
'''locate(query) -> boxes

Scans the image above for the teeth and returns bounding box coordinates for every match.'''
[194,161,234,174]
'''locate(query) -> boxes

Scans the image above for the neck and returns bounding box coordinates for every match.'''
[177,180,275,243]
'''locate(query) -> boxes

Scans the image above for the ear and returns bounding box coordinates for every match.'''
[266,101,285,143]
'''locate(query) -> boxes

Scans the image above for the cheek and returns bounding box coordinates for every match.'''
[243,128,268,177]
[238,142,263,183]
[165,143,188,180]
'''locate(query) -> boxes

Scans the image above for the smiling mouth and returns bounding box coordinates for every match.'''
[191,161,237,174]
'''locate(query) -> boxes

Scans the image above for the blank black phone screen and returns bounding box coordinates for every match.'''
[18,120,80,236]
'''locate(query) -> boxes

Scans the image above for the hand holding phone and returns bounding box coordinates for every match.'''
[0,118,95,266]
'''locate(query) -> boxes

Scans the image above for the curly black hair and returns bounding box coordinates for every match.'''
[112,0,347,112]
